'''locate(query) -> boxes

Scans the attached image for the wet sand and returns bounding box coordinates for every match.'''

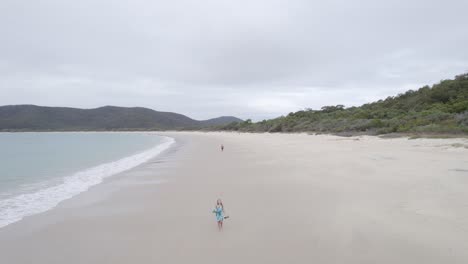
[1,132,468,264]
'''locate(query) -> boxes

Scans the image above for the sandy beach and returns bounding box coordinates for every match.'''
[1,132,468,263]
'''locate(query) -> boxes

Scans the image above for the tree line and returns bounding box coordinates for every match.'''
[216,73,468,135]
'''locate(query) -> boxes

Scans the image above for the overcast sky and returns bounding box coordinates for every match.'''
[1,0,467,120]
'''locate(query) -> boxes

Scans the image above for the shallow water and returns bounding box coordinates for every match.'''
[0,132,174,227]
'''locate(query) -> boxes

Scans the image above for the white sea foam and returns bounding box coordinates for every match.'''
[0,136,175,228]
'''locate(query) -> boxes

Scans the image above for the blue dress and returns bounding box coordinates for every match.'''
[214,206,224,222]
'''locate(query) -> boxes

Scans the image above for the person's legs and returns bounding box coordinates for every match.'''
[218,221,222,231]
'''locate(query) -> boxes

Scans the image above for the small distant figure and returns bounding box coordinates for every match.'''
[212,199,225,231]
[221,144,224,152]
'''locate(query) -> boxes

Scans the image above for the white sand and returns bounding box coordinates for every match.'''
[0,132,468,264]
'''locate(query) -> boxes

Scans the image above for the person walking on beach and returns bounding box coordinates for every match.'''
[221,144,224,152]
[212,199,225,231]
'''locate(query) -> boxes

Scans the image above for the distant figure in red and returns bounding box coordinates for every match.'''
[221,144,224,152]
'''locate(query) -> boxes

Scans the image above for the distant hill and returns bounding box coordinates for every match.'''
[218,73,468,135]
[0,105,242,131]
[199,116,244,126]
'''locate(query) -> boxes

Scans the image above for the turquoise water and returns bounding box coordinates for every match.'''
[0,132,174,228]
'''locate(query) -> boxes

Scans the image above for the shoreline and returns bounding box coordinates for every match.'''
[1,130,468,140]
[1,132,468,263]
[0,134,175,229]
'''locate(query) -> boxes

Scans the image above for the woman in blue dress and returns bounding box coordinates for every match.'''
[212,199,225,231]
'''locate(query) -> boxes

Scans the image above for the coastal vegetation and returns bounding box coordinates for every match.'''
[2,74,467,135]
[217,73,468,135]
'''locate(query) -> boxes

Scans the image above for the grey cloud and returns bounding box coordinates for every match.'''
[0,0,467,120]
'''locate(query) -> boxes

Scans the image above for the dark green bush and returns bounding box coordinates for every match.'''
[218,73,468,135]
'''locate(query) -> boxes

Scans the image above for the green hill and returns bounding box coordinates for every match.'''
[0,105,242,131]
[219,73,468,135]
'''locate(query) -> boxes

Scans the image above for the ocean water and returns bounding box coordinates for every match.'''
[0,132,174,228]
